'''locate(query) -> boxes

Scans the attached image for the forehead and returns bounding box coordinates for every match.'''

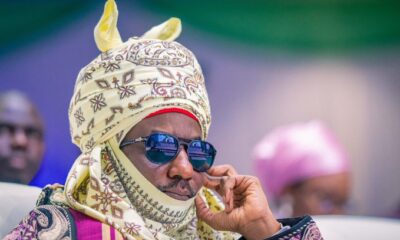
[301,173,350,195]
[125,113,202,140]
[0,98,43,128]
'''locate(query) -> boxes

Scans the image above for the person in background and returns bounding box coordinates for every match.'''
[253,121,351,217]
[0,90,45,184]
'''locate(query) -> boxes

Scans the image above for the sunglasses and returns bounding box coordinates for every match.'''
[120,132,216,172]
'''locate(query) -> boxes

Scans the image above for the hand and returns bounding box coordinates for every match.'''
[196,165,281,240]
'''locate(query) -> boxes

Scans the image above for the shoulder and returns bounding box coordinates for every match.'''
[3,184,77,240]
[4,205,76,240]
[36,184,70,208]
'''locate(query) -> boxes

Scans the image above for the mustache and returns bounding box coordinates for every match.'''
[157,177,196,198]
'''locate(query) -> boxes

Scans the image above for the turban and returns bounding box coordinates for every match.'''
[252,121,350,200]
[63,0,237,239]
[69,8,210,152]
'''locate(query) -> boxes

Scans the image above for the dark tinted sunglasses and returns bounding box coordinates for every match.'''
[120,132,216,172]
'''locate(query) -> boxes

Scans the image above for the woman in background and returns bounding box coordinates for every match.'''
[253,121,351,217]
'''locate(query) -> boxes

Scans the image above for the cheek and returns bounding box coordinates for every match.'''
[0,137,10,151]
[27,141,44,157]
[128,151,170,185]
[190,172,205,192]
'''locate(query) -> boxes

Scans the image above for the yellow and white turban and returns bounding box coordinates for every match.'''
[64,0,238,239]
[70,5,210,151]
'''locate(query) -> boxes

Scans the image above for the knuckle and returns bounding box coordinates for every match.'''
[249,176,260,183]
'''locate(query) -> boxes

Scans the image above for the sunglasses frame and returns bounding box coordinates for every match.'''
[120,132,216,172]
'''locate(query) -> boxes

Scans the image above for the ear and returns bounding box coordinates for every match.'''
[94,0,123,52]
[141,17,181,41]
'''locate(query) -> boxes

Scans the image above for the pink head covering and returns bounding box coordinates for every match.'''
[253,121,350,200]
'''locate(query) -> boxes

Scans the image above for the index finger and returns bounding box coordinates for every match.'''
[207,164,238,177]
[202,172,227,189]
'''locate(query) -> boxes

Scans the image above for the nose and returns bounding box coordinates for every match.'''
[167,146,194,179]
[12,128,28,148]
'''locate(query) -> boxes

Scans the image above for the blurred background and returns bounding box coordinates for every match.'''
[0,0,399,217]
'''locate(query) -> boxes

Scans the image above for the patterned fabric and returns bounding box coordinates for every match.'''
[3,205,75,240]
[69,38,211,150]
[3,183,323,239]
[63,136,237,240]
[237,215,323,240]
[62,0,236,239]
[267,216,323,240]
[69,208,125,240]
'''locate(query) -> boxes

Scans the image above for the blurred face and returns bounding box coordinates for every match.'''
[0,98,44,184]
[288,173,350,216]
[121,112,205,201]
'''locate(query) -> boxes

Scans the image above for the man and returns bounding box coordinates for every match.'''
[0,91,45,184]
[5,0,322,239]
[253,121,351,217]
